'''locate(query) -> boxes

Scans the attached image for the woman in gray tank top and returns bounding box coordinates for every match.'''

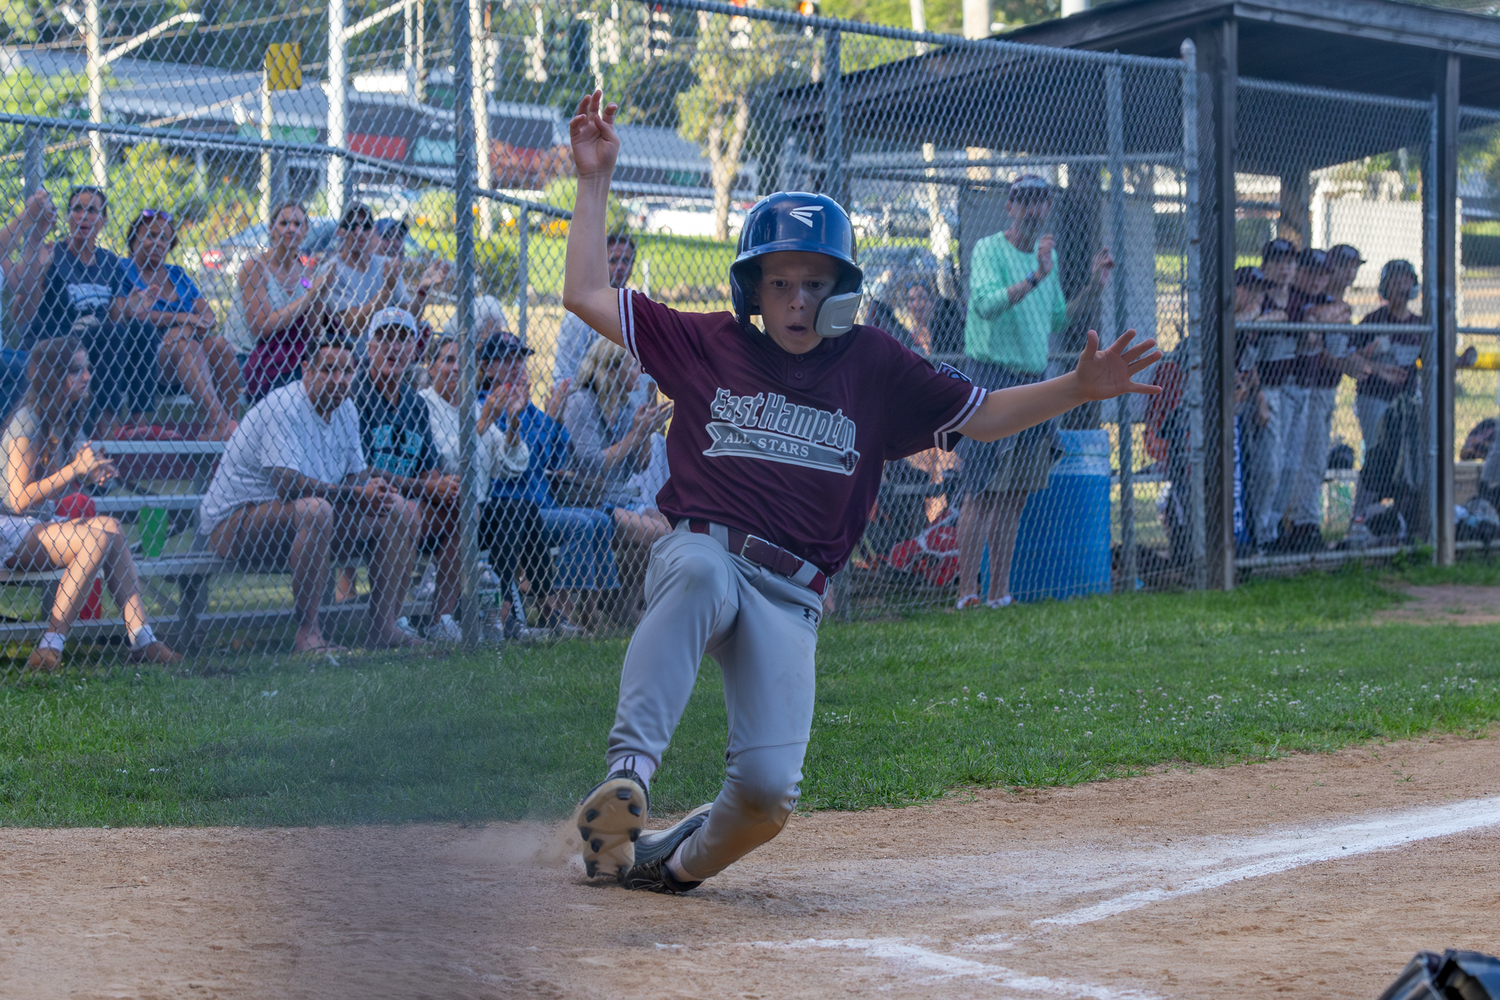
[0,336,180,671]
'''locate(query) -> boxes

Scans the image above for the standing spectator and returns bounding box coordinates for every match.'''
[553,233,635,386]
[1284,244,1360,551]
[239,202,335,403]
[12,187,128,436]
[1348,258,1425,539]
[199,331,422,653]
[0,190,57,418]
[954,174,1113,609]
[1243,238,1299,553]
[482,333,616,633]
[0,336,180,670]
[420,335,548,639]
[561,337,672,618]
[113,210,242,439]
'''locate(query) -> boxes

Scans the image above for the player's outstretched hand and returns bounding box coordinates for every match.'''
[1074,329,1163,401]
[570,90,620,178]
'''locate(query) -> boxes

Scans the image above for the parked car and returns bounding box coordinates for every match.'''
[638,199,748,239]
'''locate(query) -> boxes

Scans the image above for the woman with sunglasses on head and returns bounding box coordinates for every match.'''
[111,209,241,440]
[12,187,127,363]
[239,201,335,403]
[0,336,180,671]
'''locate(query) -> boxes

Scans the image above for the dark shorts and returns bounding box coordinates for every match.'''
[954,360,1057,495]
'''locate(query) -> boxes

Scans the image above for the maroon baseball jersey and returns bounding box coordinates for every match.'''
[617,289,986,575]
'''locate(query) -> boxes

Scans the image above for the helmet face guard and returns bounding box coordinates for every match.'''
[730,192,864,338]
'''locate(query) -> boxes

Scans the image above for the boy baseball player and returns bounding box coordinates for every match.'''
[563,91,1161,893]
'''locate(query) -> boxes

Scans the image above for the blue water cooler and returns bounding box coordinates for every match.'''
[1005,428,1113,602]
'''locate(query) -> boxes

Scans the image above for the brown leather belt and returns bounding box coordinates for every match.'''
[685,519,827,596]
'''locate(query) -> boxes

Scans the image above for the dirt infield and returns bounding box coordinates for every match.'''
[3,736,1498,1000]
[1377,584,1500,626]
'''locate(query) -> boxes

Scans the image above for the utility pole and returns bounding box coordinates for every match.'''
[962,0,989,39]
[85,0,104,186]
[84,5,203,188]
[471,0,492,237]
[328,0,348,220]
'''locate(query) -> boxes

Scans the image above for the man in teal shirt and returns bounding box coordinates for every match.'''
[955,175,1114,609]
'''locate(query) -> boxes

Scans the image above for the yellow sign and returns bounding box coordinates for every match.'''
[265,43,302,92]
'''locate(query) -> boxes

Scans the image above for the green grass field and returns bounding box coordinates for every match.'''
[2,563,1498,828]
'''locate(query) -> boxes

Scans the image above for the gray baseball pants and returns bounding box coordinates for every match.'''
[607,523,822,881]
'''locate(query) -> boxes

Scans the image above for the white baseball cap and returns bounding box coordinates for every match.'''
[368,306,419,338]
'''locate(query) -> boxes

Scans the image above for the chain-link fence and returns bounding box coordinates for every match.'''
[4,0,1482,671]
[1229,78,1439,572]
[0,0,1213,673]
[1458,107,1500,557]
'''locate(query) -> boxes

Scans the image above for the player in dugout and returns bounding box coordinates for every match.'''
[561,91,1163,893]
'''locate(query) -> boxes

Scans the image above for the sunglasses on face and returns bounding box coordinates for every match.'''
[341,221,375,232]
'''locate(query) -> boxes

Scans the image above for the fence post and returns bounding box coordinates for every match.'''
[822,27,844,206]
[1181,39,1206,590]
[1434,56,1460,565]
[518,208,529,347]
[454,0,481,645]
[1106,58,1135,589]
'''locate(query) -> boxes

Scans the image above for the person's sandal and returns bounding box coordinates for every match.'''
[128,641,182,666]
[26,646,62,672]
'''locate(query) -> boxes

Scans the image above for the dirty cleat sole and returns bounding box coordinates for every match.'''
[620,803,714,893]
[574,770,650,880]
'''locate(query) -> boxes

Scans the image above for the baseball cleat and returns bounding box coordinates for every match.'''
[619,803,713,894]
[574,768,650,880]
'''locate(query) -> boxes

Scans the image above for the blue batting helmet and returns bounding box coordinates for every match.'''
[730,192,864,336]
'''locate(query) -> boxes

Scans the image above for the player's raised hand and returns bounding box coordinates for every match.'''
[1074,329,1162,400]
[570,90,620,179]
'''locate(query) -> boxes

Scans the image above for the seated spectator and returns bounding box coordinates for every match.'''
[112,210,242,439]
[1,336,179,670]
[420,334,549,639]
[324,203,445,344]
[347,307,462,640]
[0,190,56,418]
[904,277,965,359]
[11,186,127,434]
[239,201,335,403]
[482,333,617,632]
[560,338,672,616]
[199,330,422,653]
[552,232,634,386]
[443,294,511,352]
[375,215,448,344]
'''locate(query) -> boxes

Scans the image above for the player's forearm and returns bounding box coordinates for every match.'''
[959,372,1089,443]
[562,174,624,345]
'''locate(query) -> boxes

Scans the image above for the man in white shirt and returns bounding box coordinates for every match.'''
[199,334,423,653]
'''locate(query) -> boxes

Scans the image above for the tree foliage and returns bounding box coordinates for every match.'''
[675,13,791,241]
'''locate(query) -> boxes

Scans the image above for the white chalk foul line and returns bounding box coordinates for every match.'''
[743,938,1163,999]
[1036,794,1500,928]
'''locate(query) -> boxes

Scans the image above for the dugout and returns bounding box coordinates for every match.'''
[780,0,1500,586]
